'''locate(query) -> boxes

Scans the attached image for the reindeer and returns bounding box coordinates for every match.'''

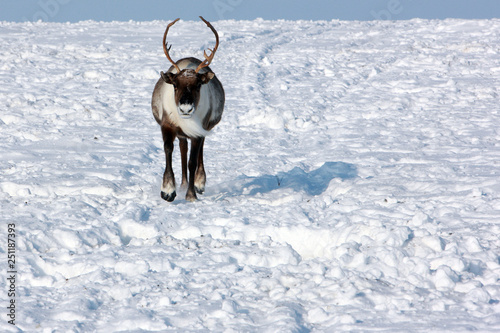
[152,17,225,202]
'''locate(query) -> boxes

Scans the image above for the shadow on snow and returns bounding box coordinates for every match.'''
[214,162,357,199]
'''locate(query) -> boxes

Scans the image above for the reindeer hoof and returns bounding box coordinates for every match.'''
[185,192,198,202]
[161,191,176,202]
[195,186,205,195]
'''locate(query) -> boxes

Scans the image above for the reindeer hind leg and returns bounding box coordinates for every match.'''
[186,138,203,202]
[179,138,188,189]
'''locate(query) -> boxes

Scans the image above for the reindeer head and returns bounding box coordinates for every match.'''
[160,17,219,118]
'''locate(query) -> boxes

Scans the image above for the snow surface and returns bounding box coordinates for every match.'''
[1,18,500,332]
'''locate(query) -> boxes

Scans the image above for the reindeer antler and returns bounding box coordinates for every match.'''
[195,16,220,73]
[163,18,181,73]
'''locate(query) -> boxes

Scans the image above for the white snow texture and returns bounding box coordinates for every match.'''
[1,18,500,332]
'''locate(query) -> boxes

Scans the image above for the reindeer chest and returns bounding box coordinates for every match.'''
[161,84,210,138]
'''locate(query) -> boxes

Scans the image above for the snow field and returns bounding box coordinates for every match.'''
[0,18,500,331]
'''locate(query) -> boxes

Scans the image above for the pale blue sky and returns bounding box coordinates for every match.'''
[1,0,499,22]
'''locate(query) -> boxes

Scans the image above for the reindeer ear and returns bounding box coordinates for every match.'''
[161,71,176,85]
[200,72,215,84]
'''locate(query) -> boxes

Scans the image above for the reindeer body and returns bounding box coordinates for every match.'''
[152,58,224,138]
[151,18,225,202]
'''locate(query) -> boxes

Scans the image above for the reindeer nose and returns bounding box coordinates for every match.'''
[179,104,194,116]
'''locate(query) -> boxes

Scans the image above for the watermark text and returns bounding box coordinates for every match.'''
[7,224,16,326]
[371,0,413,20]
[213,0,243,20]
[23,0,73,22]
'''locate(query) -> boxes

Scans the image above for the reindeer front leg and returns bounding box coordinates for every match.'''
[161,127,177,202]
[194,137,206,194]
[186,137,203,202]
